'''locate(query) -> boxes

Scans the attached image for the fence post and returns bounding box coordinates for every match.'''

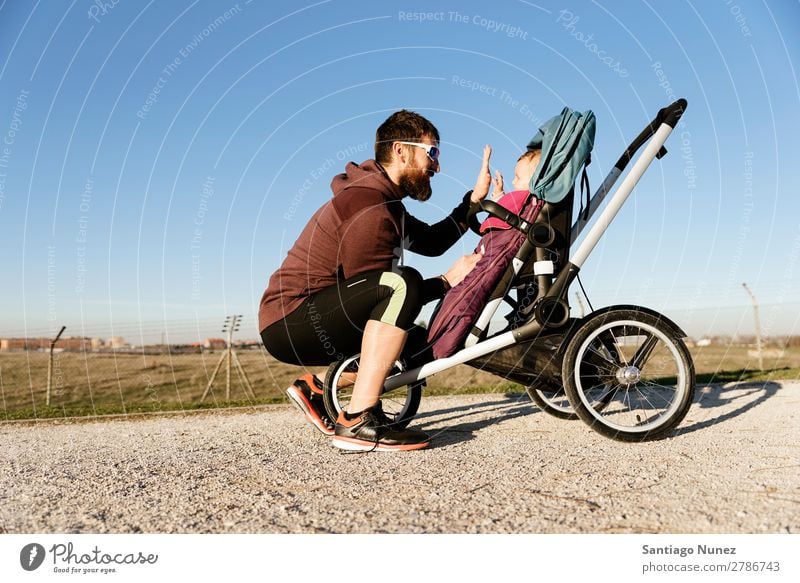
[46,326,66,406]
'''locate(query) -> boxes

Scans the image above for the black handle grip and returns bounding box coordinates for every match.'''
[479,199,523,229]
[615,98,688,171]
[657,98,687,128]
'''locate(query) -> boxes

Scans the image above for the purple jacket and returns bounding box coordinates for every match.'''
[427,194,543,358]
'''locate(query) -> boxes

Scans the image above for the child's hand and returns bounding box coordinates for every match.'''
[492,170,504,200]
[470,145,492,203]
[444,250,484,287]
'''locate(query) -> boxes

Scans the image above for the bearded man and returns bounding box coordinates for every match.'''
[259,110,492,451]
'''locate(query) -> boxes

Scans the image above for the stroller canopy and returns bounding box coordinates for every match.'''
[527,107,596,203]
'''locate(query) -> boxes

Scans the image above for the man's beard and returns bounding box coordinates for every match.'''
[399,167,432,201]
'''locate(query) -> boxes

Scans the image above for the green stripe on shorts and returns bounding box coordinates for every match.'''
[378,272,407,326]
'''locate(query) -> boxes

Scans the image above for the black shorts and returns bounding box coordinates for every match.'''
[261,266,442,367]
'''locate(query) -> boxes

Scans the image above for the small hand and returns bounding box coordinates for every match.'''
[470,145,492,203]
[443,250,484,288]
[492,170,504,200]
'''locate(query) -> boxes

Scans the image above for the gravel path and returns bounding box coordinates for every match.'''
[1,380,798,533]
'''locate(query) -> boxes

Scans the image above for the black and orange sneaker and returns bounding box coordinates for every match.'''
[331,405,430,452]
[286,374,334,436]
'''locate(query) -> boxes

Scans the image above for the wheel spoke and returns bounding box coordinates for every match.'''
[587,342,621,367]
[622,382,631,414]
[608,326,629,366]
[631,334,659,370]
[637,378,678,394]
[631,385,658,414]
[591,382,621,404]
[640,384,675,409]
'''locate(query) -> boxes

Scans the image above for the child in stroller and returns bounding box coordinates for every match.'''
[491,149,542,205]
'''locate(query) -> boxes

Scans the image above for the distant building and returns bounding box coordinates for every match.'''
[0,338,37,351]
[204,338,227,350]
[0,337,49,350]
[109,336,127,349]
[59,337,91,351]
[1,336,91,351]
[235,340,263,350]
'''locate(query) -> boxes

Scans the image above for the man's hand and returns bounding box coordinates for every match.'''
[470,145,492,204]
[443,250,484,288]
[492,170,504,200]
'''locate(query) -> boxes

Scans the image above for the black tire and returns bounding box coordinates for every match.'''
[322,354,423,430]
[562,308,695,441]
[525,379,578,420]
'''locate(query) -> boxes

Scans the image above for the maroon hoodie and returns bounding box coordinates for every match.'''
[258,159,474,332]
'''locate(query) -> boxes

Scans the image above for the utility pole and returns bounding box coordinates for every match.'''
[742,283,763,371]
[200,315,256,402]
[46,326,66,406]
[226,316,232,398]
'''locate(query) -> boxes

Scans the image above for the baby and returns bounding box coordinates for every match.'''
[480,148,542,233]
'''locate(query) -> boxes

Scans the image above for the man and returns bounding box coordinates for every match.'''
[259,110,492,451]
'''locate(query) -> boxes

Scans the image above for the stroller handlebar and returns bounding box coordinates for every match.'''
[659,98,688,128]
[615,98,687,171]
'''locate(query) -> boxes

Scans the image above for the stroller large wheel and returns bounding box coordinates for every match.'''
[322,354,423,430]
[562,308,695,441]
[525,380,577,420]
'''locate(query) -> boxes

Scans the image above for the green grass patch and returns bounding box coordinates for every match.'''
[0,396,287,422]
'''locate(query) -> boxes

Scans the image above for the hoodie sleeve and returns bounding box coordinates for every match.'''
[403,191,478,257]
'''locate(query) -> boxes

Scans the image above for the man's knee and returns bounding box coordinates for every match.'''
[385,267,424,302]
[375,267,425,327]
[394,266,424,294]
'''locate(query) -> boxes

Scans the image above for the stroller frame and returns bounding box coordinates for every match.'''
[324,100,695,442]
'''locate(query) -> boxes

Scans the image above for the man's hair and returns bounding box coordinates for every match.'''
[375,110,440,164]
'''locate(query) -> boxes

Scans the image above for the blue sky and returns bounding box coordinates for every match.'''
[0,0,798,344]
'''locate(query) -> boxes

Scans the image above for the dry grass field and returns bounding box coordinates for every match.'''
[1,345,799,421]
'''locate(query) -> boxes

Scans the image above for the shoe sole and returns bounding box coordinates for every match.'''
[331,435,430,452]
[286,386,334,436]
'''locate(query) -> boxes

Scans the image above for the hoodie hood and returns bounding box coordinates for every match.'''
[330,159,404,201]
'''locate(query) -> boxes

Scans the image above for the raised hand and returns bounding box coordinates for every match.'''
[492,169,504,200]
[470,145,492,203]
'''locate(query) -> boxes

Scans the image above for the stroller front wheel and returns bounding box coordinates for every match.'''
[322,354,423,430]
[562,308,695,441]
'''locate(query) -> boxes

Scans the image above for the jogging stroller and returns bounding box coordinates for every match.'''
[322,99,695,442]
